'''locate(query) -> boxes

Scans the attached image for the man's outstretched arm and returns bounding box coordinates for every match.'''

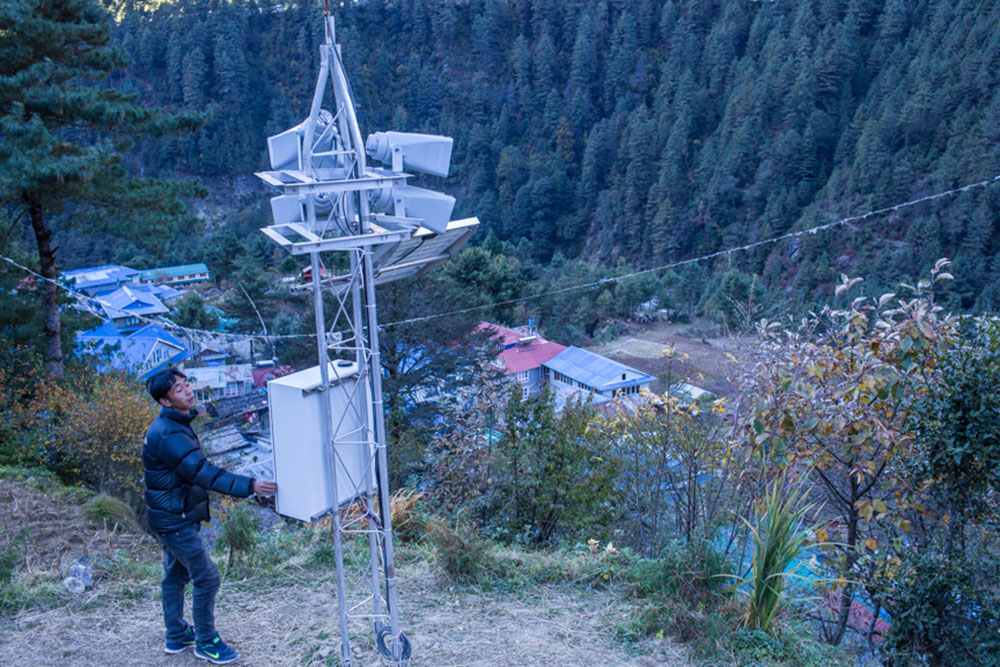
[159,430,260,498]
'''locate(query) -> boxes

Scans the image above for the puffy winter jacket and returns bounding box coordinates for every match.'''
[143,407,254,533]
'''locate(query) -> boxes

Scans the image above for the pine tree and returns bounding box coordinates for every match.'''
[0,0,202,376]
[181,46,207,109]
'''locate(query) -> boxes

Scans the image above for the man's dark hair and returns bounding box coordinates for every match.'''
[147,368,186,403]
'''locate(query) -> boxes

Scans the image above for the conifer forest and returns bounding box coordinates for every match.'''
[112,0,1000,309]
[3,1,1000,665]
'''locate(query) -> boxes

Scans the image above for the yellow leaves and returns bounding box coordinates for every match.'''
[855,499,875,521]
[853,498,888,522]
[864,537,877,551]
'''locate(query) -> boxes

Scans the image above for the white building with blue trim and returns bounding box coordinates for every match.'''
[542,346,656,411]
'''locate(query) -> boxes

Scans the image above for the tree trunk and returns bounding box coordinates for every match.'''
[829,478,860,645]
[27,195,63,378]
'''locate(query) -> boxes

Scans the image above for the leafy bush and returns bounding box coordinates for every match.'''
[487,387,619,545]
[0,343,50,466]
[878,318,1000,665]
[84,494,138,532]
[45,364,156,507]
[882,549,1000,666]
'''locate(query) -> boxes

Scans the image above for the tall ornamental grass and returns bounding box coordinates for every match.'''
[729,482,818,634]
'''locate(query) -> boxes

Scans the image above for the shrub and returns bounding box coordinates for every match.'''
[0,529,27,586]
[45,364,156,507]
[0,343,50,466]
[426,515,495,585]
[882,549,1000,666]
[389,488,425,543]
[615,542,732,644]
[84,494,138,532]
[216,498,260,568]
[488,387,620,545]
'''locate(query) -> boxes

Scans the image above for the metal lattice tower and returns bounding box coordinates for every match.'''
[255,10,476,666]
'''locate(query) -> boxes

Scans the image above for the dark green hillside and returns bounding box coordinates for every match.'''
[109,0,1000,312]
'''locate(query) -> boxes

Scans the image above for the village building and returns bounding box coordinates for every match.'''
[667,382,716,405]
[135,262,211,287]
[543,346,656,412]
[61,264,140,296]
[477,322,566,399]
[75,322,191,379]
[94,285,170,331]
[184,363,255,402]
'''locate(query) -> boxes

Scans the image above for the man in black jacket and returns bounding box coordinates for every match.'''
[144,368,276,664]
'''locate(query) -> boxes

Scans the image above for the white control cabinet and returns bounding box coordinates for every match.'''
[267,360,374,522]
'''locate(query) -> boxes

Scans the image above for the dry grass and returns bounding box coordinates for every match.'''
[587,320,748,397]
[0,474,688,666]
[0,555,689,666]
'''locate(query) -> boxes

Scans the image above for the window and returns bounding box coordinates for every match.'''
[224,381,240,397]
[552,370,572,385]
[517,370,529,383]
[522,385,530,398]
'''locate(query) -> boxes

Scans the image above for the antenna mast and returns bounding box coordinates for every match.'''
[255,7,476,665]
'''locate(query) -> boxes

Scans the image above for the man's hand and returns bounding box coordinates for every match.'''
[254,479,277,496]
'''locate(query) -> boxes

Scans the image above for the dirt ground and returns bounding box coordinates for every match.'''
[0,477,160,572]
[0,476,688,666]
[587,320,750,397]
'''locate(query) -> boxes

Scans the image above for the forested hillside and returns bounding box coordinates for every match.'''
[106,0,1000,313]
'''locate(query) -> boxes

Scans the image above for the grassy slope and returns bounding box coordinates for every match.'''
[0,466,856,666]
[0,468,685,666]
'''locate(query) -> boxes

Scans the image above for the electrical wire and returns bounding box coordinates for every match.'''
[0,253,314,342]
[2,171,999,342]
[380,172,1000,329]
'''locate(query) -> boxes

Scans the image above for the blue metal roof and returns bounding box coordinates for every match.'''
[143,284,183,301]
[61,265,139,292]
[96,286,169,320]
[76,323,190,379]
[542,346,656,391]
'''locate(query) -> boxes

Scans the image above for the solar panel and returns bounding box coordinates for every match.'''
[321,217,478,293]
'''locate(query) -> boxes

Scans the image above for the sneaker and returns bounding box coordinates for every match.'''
[194,635,240,664]
[164,625,196,654]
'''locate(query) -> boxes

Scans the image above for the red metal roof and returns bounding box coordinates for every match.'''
[474,321,523,348]
[252,365,296,389]
[493,340,567,374]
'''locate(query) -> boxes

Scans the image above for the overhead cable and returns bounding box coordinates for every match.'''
[381,172,1000,328]
[2,171,999,340]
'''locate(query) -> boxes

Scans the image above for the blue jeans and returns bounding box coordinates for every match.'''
[154,523,220,645]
